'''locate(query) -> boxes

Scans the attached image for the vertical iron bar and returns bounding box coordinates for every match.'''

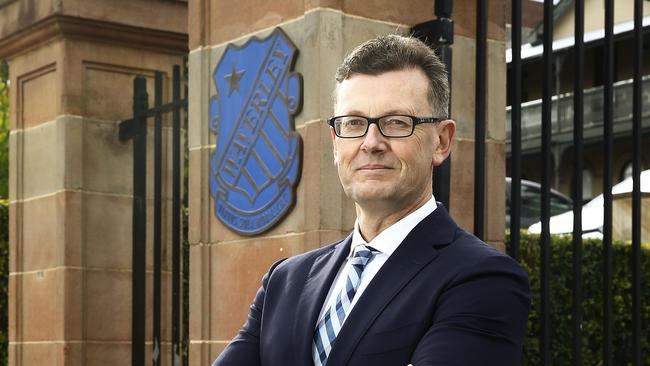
[603,1,614,364]
[435,0,453,210]
[540,0,553,364]
[572,1,584,364]
[434,43,452,210]
[631,0,643,364]
[474,0,486,239]
[172,65,182,366]
[433,153,451,208]
[131,76,148,366]
[509,0,522,261]
[153,71,163,366]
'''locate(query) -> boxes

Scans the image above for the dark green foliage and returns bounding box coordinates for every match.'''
[0,199,8,366]
[511,232,650,366]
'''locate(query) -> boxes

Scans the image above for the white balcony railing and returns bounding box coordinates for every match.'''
[506,75,650,148]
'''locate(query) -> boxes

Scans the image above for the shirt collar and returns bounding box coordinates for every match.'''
[349,196,437,258]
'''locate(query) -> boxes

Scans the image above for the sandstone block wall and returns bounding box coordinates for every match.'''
[188,1,508,363]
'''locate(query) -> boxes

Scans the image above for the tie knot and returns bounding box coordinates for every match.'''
[352,244,377,259]
[350,244,378,270]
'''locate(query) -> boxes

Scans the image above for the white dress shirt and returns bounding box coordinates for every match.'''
[314,196,438,328]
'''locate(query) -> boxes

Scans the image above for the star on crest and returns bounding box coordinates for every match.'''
[224,64,245,96]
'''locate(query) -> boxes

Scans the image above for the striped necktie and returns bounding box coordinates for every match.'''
[312,244,378,366]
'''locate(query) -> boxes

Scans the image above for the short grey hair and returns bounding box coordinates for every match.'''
[335,34,449,118]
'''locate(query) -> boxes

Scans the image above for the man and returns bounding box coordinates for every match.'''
[214,34,530,366]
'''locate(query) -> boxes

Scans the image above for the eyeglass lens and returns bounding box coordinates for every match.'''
[335,115,413,137]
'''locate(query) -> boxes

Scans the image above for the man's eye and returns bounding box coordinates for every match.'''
[343,119,364,127]
[384,118,410,127]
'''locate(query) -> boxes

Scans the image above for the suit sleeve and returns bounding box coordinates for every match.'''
[410,255,531,366]
[212,258,287,366]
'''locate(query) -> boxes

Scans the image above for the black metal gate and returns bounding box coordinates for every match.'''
[506,1,646,365]
[417,0,646,365]
[119,65,188,366]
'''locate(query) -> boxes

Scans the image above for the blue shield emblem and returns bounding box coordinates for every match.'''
[209,28,302,235]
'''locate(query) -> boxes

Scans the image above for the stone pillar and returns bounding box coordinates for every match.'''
[0,1,187,364]
[448,0,508,251]
[188,1,507,364]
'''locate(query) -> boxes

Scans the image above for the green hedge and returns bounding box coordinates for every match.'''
[511,232,650,365]
[0,199,7,366]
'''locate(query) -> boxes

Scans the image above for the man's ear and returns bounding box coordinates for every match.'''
[330,127,339,164]
[432,119,455,167]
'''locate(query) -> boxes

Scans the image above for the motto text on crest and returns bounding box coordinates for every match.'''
[209,28,303,235]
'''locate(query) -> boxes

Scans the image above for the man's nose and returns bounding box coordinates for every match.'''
[360,124,388,152]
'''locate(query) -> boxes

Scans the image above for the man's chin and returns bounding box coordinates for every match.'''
[347,186,399,205]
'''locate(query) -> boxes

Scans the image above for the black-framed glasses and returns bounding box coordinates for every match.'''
[327,114,444,138]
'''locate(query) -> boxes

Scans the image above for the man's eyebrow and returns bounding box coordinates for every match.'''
[338,109,418,116]
[382,109,418,115]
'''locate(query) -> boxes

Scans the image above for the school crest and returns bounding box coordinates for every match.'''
[209,28,303,235]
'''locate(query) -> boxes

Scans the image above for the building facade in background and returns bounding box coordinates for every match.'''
[506,0,650,202]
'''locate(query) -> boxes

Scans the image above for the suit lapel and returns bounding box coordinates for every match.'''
[293,234,352,365]
[326,206,458,365]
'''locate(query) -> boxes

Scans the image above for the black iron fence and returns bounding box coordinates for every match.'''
[417,0,646,365]
[119,66,187,366]
[507,1,646,365]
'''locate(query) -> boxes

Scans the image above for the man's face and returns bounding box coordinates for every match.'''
[331,68,453,210]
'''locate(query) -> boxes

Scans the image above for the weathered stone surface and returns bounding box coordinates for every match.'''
[188,244,208,341]
[83,192,174,270]
[449,138,506,248]
[11,115,178,199]
[450,36,476,140]
[8,342,83,366]
[208,230,347,341]
[189,0,505,49]
[82,342,130,366]
[484,141,506,245]
[454,0,506,41]
[188,147,210,245]
[7,40,63,130]
[84,269,174,342]
[189,342,217,366]
[81,117,177,198]
[0,0,186,42]
[18,194,66,270]
[449,137,476,232]
[450,36,507,142]
[486,39,507,142]
[188,48,210,151]
[12,269,65,341]
[15,120,65,199]
[9,117,81,200]
[64,39,185,120]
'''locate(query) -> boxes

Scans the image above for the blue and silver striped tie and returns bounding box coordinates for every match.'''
[312,244,378,366]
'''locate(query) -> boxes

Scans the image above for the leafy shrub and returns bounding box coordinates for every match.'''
[510,232,650,366]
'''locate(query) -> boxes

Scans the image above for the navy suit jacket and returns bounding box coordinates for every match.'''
[214,206,531,366]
